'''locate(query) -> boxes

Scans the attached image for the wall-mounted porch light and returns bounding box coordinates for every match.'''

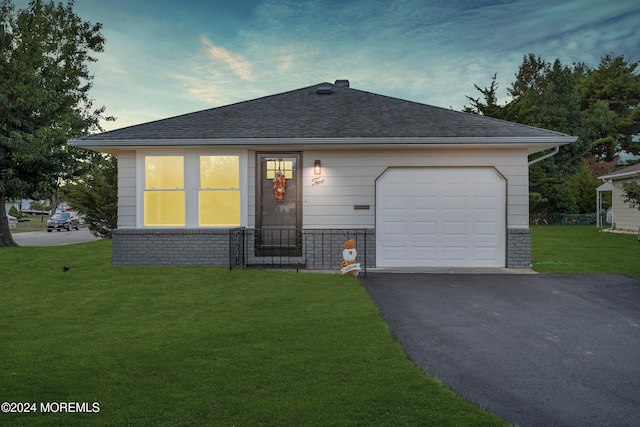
[314,160,321,175]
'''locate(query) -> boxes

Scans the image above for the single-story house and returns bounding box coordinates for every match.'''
[598,164,640,233]
[70,81,575,269]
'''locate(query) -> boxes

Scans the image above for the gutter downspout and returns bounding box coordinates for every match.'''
[528,146,559,166]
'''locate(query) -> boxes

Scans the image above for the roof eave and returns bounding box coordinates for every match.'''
[599,172,640,181]
[69,136,575,153]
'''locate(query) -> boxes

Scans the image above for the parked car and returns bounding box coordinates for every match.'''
[46,212,80,232]
[6,214,18,226]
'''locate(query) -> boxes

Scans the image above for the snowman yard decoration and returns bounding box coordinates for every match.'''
[340,239,361,276]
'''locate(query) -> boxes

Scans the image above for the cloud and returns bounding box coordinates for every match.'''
[169,74,224,104]
[200,36,253,80]
[104,0,640,131]
[172,1,554,109]
[169,36,258,104]
[109,66,128,75]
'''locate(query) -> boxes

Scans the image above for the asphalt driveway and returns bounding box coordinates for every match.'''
[361,273,640,427]
[11,227,99,246]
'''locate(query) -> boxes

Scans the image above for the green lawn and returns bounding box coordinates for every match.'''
[0,240,505,426]
[10,216,48,233]
[531,225,640,278]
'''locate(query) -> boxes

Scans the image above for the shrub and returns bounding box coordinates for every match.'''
[8,206,21,218]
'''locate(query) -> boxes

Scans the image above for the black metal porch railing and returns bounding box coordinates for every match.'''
[229,227,246,270]
[229,228,367,276]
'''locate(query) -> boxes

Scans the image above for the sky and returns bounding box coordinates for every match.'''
[14,0,640,132]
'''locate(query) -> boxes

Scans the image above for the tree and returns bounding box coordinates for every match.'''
[464,52,640,222]
[8,205,20,218]
[466,55,586,163]
[463,73,507,118]
[568,164,601,214]
[577,54,640,159]
[529,162,577,223]
[621,174,640,211]
[508,54,550,99]
[0,0,109,246]
[529,191,549,224]
[581,155,618,177]
[63,155,117,238]
[508,57,586,160]
[28,199,51,212]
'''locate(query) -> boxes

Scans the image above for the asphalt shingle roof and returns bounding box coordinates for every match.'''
[77,82,573,142]
[599,163,640,180]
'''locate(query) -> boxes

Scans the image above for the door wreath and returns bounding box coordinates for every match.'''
[273,159,286,201]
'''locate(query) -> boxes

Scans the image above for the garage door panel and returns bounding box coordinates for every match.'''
[382,195,407,211]
[474,246,499,261]
[414,196,437,211]
[383,171,409,185]
[413,169,441,184]
[444,196,468,211]
[475,196,500,210]
[443,221,468,236]
[475,221,499,236]
[447,173,469,184]
[382,220,406,236]
[377,167,506,268]
[473,171,500,184]
[413,246,438,261]
[413,221,437,236]
[381,246,407,260]
[443,246,469,262]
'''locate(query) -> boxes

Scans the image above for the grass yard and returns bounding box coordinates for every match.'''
[0,240,505,426]
[10,216,48,233]
[531,225,640,278]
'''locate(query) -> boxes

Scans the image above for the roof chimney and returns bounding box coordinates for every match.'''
[334,79,350,88]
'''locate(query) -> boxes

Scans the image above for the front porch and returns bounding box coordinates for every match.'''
[112,228,374,275]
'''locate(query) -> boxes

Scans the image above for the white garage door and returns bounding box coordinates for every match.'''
[376,167,506,268]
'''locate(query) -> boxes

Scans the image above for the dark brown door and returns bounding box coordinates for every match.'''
[256,153,302,256]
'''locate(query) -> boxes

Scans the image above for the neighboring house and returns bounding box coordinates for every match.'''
[599,164,640,233]
[5,199,42,213]
[70,81,575,269]
[7,200,32,212]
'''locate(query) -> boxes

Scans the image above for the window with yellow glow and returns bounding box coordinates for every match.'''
[199,156,240,226]
[266,160,293,179]
[144,156,185,226]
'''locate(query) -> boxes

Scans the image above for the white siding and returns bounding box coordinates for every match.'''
[117,146,530,230]
[301,147,529,229]
[117,150,137,228]
[612,180,640,232]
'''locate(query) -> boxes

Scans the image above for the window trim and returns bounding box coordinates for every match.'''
[137,149,247,228]
[198,154,242,227]
[143,155,186,227]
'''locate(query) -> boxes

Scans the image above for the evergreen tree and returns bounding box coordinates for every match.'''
[463,73,506,118]
[568,164,601,214]
[464,52,640,223]
[63,155,117,239]
[621,175,640,211]
[577,54,640,160]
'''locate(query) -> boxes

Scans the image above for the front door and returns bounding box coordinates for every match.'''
[256,153,302,256]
